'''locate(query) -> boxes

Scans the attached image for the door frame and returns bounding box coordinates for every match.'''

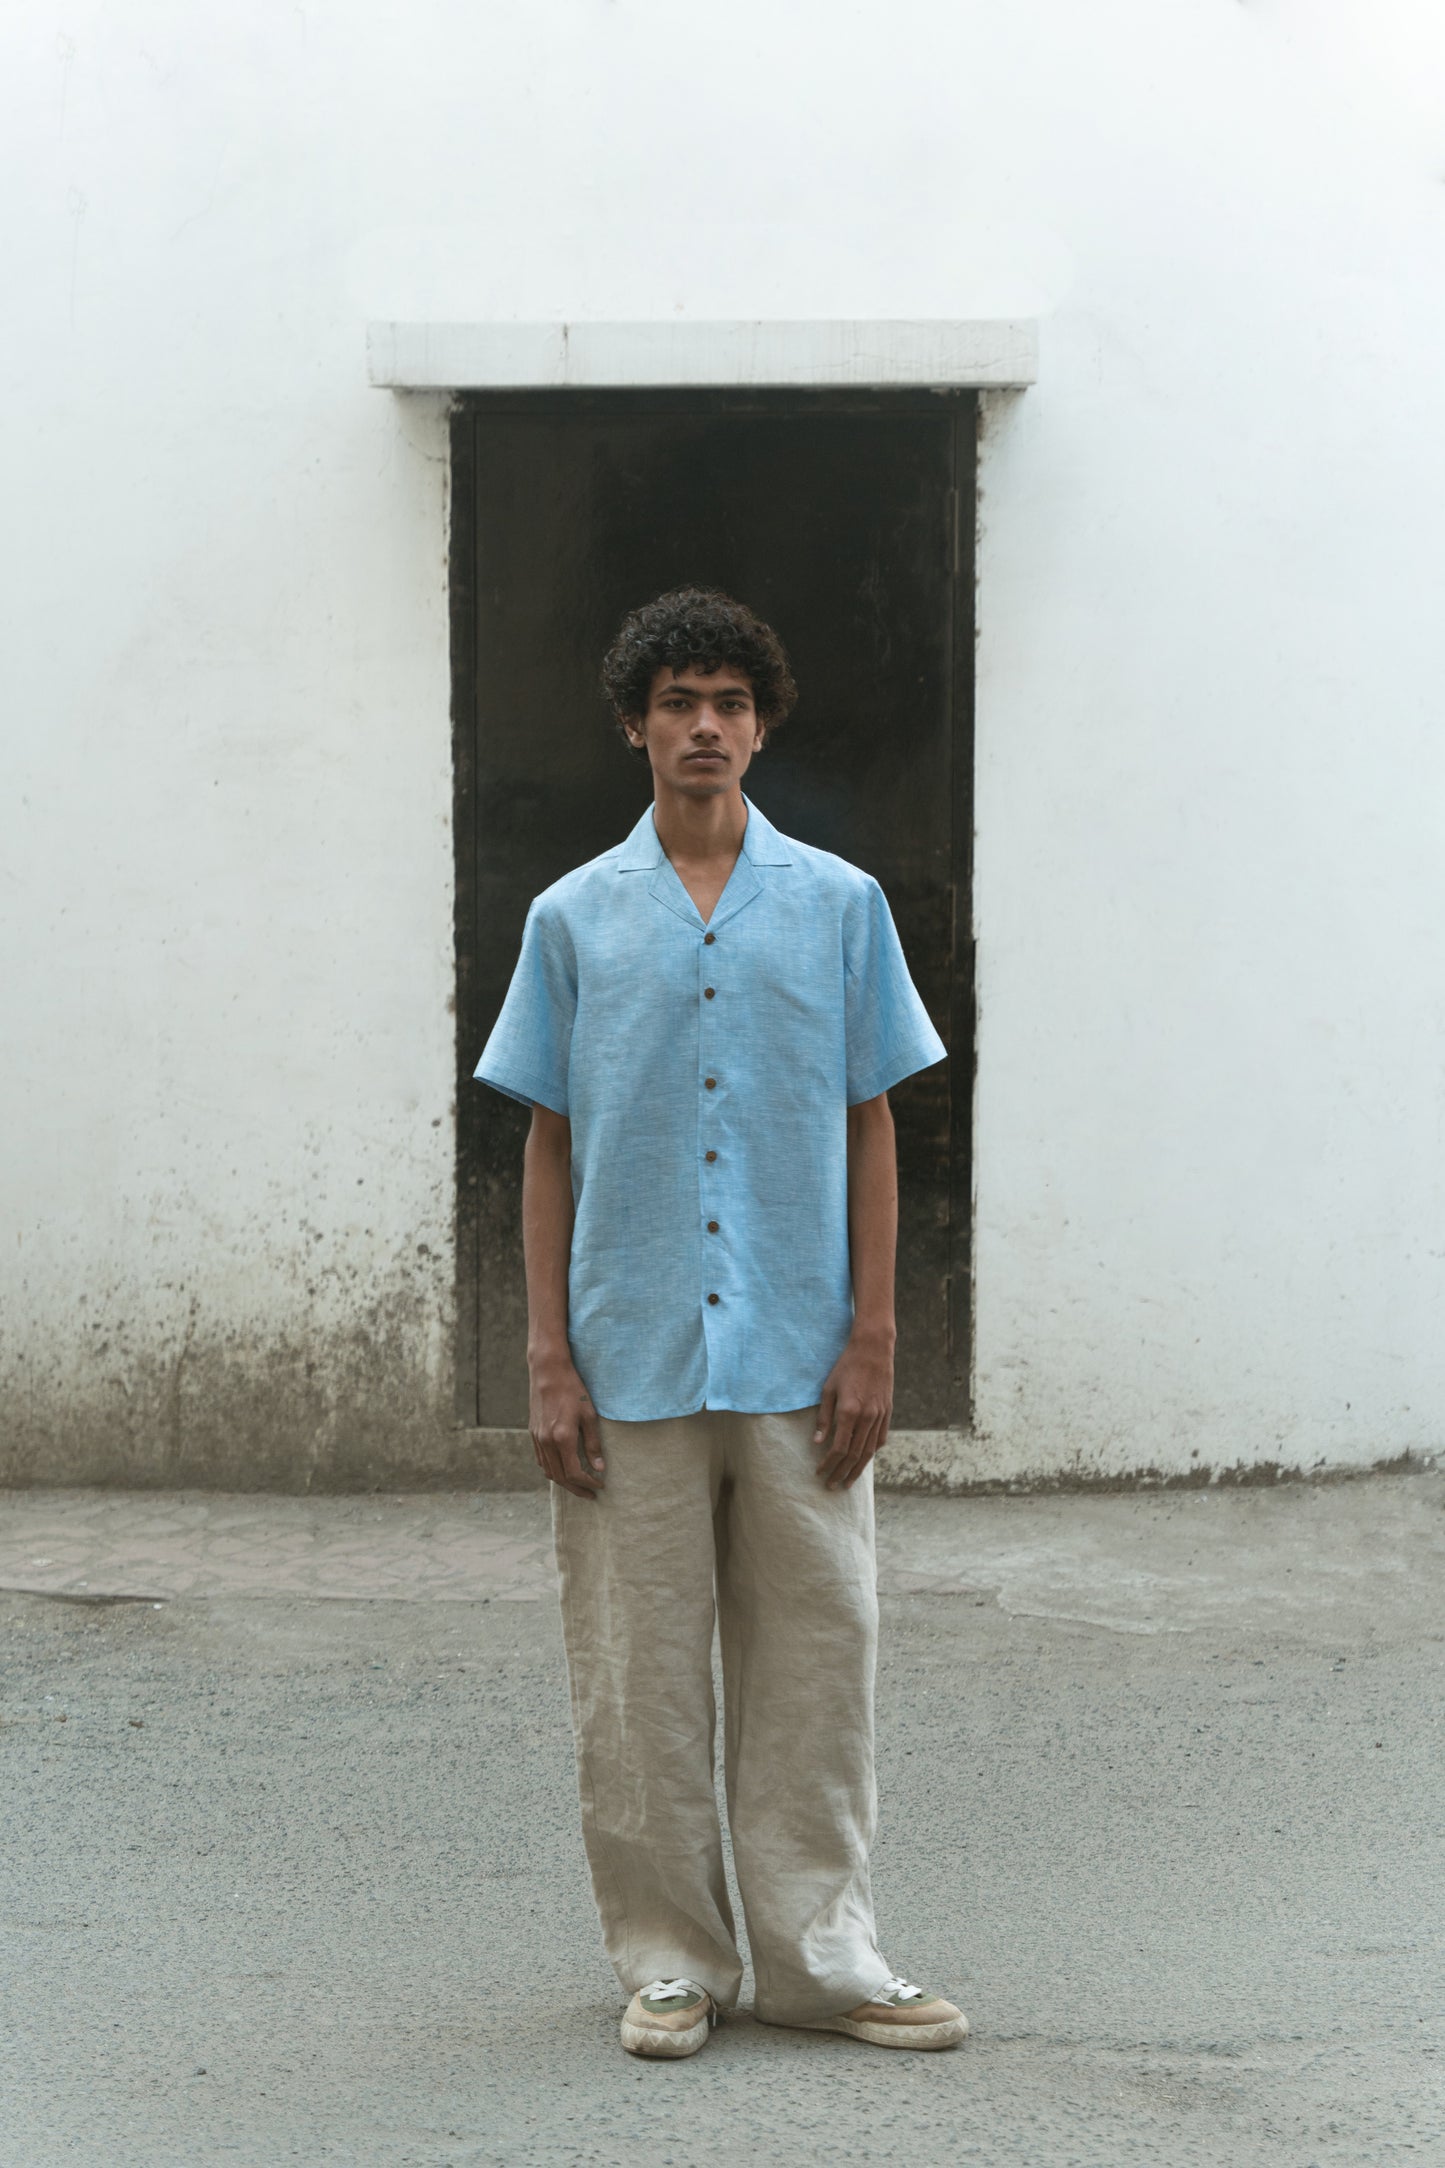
[448,387,979,1436]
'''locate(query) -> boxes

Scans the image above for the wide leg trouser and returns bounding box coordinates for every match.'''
[551,1405,893,2025]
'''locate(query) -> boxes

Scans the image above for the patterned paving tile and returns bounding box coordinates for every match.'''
[0,1491,555,1604]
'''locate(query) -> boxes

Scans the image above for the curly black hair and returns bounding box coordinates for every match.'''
[600,587,798,757]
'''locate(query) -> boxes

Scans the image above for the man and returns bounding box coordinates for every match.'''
[475,587,965,2059]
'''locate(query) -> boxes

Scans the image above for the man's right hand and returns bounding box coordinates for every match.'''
[528,1352,606,1500]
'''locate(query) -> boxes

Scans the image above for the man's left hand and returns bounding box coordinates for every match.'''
[814,1329,895,1489]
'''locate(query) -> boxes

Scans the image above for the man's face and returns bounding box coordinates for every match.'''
[624,664,764,795]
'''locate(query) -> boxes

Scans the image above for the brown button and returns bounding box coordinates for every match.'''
[704,986,716,999]
[707,1291,720,1305]
[704,1076,717,1090]
[705,1150,717,1163]
[703,931,716,945]
[707,1220,719,1234]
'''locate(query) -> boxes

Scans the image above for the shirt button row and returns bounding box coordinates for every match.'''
[696,917,721,1316]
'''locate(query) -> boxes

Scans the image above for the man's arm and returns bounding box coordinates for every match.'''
[523,1105,605,1499]
[814,1092,898,1489]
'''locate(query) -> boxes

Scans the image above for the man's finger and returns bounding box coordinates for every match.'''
[537,1430,592,1501]
[835,1408,884,1488]
[559,1426,604,1494]
[579,1401,606,1476]
[812,1386,837,1448]
[551,1455,598,1502]
[818,1407,856,1465]
[839,1411,884,1488]
[822,1407,859,1484]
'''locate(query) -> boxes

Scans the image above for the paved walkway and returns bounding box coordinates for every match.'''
[2,1474,1442,2166]
[3,1475,1439,1634]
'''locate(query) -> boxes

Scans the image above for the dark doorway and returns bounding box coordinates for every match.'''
[451,390,976,1432]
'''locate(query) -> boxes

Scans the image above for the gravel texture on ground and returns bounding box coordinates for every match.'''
[2,1475,1442,2166]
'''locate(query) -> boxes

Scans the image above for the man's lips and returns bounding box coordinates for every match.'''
[685,751,726,763]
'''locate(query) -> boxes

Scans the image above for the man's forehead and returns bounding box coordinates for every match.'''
[650,662,754,696]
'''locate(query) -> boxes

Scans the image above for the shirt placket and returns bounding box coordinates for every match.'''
[697,926,727,1371]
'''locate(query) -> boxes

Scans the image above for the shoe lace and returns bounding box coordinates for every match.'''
[641,1977,706,2003]
[879,1975,926,2001]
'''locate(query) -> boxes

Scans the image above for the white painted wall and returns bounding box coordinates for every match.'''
[3,0,1442,1485]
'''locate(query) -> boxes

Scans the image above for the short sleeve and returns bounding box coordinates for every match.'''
[843,876,947,1105]
[473,897,576,1115]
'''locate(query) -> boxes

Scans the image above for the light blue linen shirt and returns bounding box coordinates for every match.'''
[474,795,947,1422]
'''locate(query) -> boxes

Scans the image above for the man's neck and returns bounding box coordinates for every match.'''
[651,783,749,869]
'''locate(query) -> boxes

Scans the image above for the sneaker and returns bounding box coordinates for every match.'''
[800,1974,968,2050]
[620,1977,717,2059]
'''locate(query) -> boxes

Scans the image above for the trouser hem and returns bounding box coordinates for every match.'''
[616,1956,743,2016]
[751,1958,896,2029]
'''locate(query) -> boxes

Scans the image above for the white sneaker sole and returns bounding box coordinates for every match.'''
[620,2012,711,2059]
[796,2012,968,2050]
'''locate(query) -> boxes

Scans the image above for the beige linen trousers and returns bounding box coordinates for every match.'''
[551,1404,894,2025]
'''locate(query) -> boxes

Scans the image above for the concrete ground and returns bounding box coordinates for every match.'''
[1,1476,1442,2168]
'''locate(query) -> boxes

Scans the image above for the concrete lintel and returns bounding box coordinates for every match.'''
[366,319,1038,392]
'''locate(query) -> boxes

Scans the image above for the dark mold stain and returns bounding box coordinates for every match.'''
[879,1449,1437,1499]
[0,1266,480,1493]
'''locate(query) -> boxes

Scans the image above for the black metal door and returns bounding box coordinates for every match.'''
[452,391,975,1431]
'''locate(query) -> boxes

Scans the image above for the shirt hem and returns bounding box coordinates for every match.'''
[846,1040,947,1106]
[590,1392,826,1423]
[472,1063,569,1116]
